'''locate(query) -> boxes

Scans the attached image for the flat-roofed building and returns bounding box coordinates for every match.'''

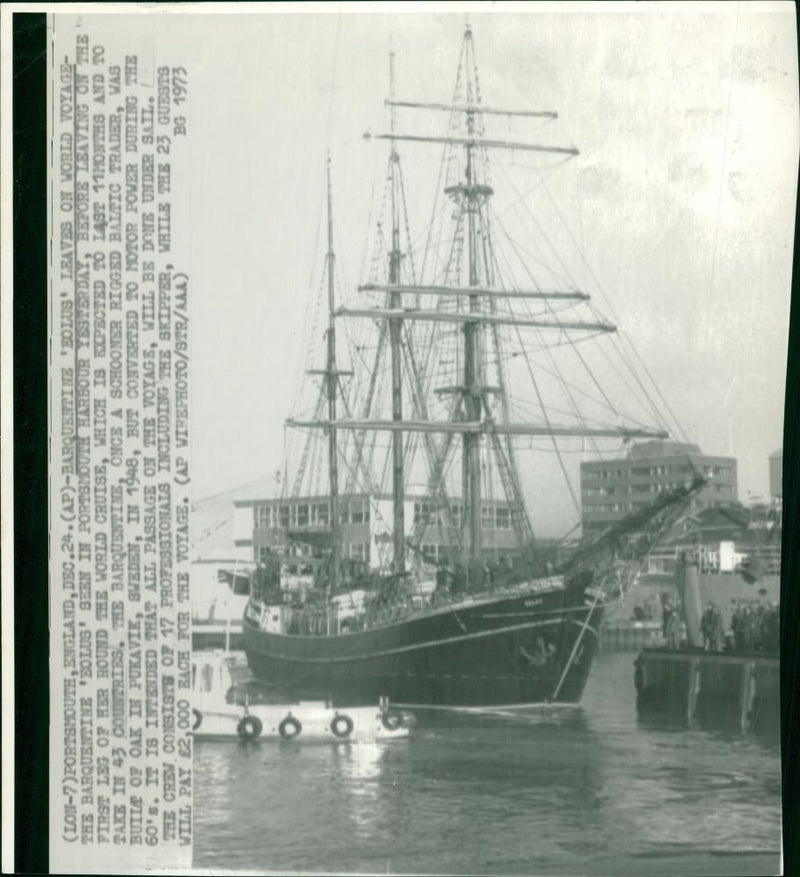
[232,491,522,576]
[580,440,737,535]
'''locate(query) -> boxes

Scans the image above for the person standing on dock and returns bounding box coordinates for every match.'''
[662,599,675,638]
[711,604,725,652]
[701,602,715,650]
[665,611,682,649]
[741,606,755,652]
[732,604,744,650]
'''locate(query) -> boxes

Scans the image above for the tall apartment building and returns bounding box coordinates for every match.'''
[580,440,737,535]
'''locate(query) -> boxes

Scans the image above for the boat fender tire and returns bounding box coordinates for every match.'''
[634,659,645,694]
[381,710,402,731]
[237,715,263,742]
[400,710,417,729]
[279,715,302,740]
[331,714,354,738]
[192,709,202,731]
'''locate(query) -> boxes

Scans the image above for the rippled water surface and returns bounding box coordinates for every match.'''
[193,652,781,875]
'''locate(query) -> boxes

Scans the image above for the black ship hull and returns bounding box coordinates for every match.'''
[243,583,604,711]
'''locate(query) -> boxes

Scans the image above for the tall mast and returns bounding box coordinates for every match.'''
[388,49,407,576]
[288,25,672,581]
[462,23,482,568]
[326,156,340,593]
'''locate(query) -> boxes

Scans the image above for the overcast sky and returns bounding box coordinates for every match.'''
[99,2,798,536]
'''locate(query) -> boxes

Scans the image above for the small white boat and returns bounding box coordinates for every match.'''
[192,651,415,742]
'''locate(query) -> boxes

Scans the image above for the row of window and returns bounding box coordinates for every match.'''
[584,463,734,481]
[413,502,515,530]
[583,481,735,499]
[257,542,370,564]
[255,499,519,531]
[585,498,722,515]
[254,499,371,529]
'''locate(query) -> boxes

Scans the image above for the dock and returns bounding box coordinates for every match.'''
[634,648,779,734]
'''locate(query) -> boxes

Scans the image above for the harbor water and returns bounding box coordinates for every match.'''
[193,652,781,875]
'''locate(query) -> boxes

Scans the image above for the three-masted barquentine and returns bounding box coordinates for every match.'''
[242,24,703,713]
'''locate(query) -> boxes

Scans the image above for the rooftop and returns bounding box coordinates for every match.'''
[627,440,702,459]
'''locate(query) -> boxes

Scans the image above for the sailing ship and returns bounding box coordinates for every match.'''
[242,24,703,712]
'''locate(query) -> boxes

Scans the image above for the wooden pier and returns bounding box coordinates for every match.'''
[634,648,779,734]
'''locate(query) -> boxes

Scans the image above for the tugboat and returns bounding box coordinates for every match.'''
[242,23,704,714]
[192,652,414,742]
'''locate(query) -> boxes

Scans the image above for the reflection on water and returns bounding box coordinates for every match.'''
[193,653,781,875]
[329,743,386,840]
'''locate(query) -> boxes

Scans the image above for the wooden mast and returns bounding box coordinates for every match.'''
[388,49,407,577]
[462,23,482,573]
[325,156,340,593]
[287,24,672,584]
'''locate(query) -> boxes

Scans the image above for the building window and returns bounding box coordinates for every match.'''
[255,505,271,528]
[316,503,329,526]
[414,502,437,526]
[297,504,309,526]
[496,507,511,529]
[349,542,368,561]
[451,504,463,528]
[350,500,370,524]
[481,505,495,529]
[279,505,290,528]
[421,543,438,560]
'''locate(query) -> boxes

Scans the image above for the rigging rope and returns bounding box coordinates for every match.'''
[533,167,687,442]
[500,162,675,439]
[488,208,605,469]
[489,207,605,457]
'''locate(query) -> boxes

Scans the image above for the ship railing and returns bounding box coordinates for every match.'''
[249,573,578,636]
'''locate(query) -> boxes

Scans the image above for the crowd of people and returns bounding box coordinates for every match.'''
[654,597,780,654]
[730,602,780,654]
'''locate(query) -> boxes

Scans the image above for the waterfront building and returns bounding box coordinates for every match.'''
[232,491,522,582]
[645,503,781,578]
[580,440,737,535]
